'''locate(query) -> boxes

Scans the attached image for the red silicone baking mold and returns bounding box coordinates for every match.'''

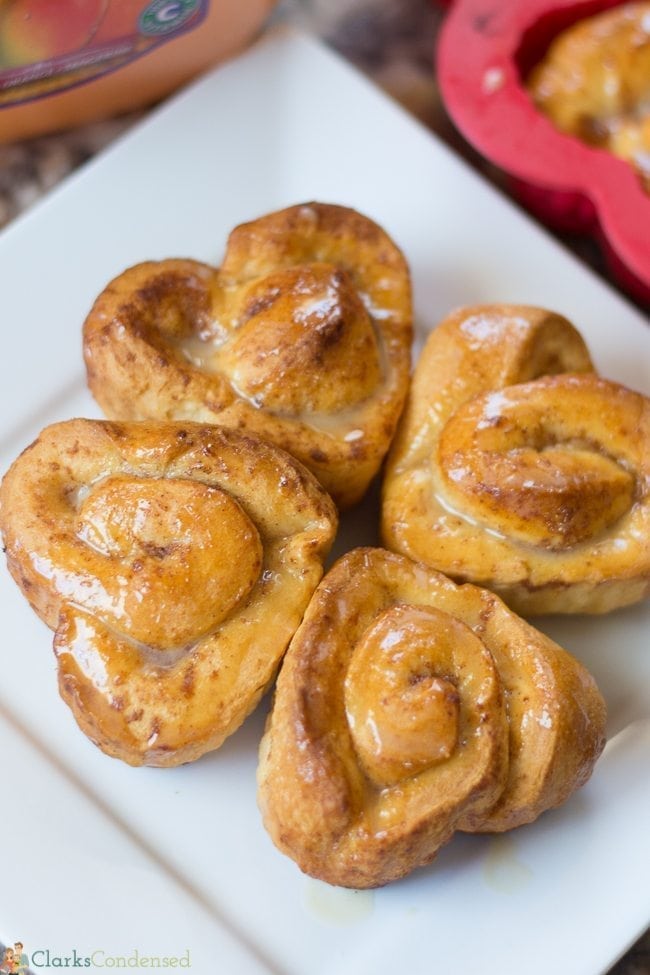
[437,0,650,304]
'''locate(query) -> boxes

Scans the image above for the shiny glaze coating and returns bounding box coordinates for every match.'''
[0,419,337,766]
[257,549,606,888]
[382,304,650,614]
[528,3,650,191]
[82,203,412,510]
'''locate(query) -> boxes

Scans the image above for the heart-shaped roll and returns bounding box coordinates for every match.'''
[528,2,650,193]
[257,549,606,888]
[0,419,337,766]
[382,304,650,614]
[83,203,412,509]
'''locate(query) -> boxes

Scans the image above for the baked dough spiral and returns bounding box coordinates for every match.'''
[258,549,606,889]
[0,419,337,766]
[83,203,412,509]
[382,304,650,614]
[528,3,650,191]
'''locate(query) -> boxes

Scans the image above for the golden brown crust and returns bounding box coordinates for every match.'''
[257,549,606,888]
[83,203,412,509]
[382,304,650,614]
[528,3,650,190]
[0,419,337,766]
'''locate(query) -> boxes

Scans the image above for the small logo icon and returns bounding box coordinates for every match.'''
[0,943,28,974]
[139,0,200,36]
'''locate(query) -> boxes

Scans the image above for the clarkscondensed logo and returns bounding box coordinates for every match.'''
[2,944,191,970]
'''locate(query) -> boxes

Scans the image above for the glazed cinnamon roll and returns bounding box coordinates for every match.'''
[382,304,650,614]
[83,203,412,509]
[0,419,337,766]
[528,3,650,191]
[257,549,606,888]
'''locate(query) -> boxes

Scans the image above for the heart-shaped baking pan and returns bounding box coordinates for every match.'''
[437,0,650,304]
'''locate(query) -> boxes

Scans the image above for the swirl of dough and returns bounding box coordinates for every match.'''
[438,377,636,550]
[344,604,472,787]
[82,203,412,509]
[257,549,605,888]
[382,305,650,614]
[0,419,337,766]
[528,2,650,191]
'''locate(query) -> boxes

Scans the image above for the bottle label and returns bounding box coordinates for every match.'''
[0,0,210,108]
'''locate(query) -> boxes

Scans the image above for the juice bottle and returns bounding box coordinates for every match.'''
[0,0,277,142]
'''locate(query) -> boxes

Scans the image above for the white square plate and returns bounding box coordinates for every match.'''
[0,27,648,975]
